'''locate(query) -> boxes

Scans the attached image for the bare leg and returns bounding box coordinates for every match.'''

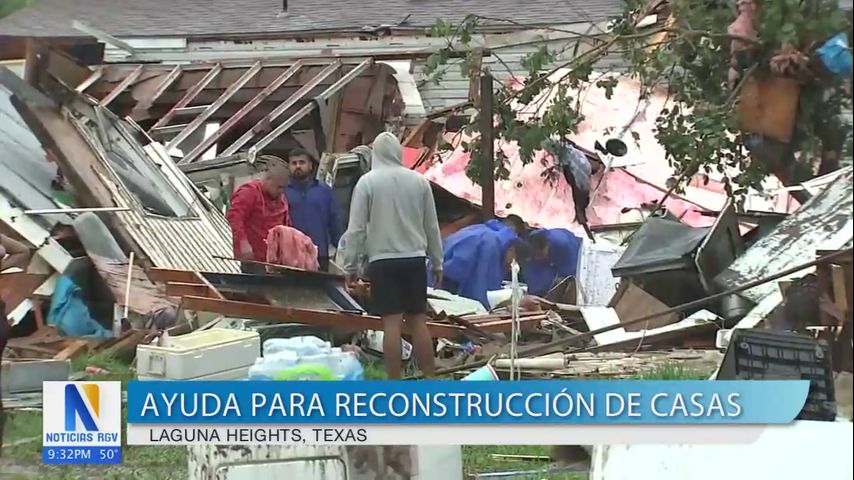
[382,314,403,380]
[405,313,435,378]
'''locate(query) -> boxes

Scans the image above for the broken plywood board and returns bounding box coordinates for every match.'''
[610,281,679,331]
[89,253,178,315]
[580,307,721,351]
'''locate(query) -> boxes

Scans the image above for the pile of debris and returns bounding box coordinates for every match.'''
[0,41,851,438]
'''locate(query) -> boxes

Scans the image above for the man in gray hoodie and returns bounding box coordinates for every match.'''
[342,132,443,379]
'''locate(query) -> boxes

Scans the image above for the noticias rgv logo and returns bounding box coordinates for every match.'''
[65,383,101,432]
[43,383,114,444]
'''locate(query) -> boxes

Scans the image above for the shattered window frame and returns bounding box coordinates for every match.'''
[75,104,195,219]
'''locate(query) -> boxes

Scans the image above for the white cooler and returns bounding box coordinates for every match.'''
[136,328,260,380]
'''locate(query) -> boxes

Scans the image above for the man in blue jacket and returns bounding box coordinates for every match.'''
[285,148,342,271]
[521,228,583,297]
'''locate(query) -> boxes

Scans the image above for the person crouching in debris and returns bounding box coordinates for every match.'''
[226,157,292,273]
[520,228,583,297]
[440,218,522,309]
[285,148,342,272]
[341,132,443,380]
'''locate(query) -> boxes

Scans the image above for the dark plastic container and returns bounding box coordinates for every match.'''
[716,329,836,421]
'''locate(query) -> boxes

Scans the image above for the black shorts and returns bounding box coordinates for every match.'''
[368,257,427,316]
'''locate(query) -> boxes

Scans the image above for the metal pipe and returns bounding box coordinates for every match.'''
[24,207,132,215]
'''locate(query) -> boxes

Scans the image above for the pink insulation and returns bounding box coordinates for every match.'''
[421,74,796,235]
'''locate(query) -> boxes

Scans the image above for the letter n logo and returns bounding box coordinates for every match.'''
[65,384,100,431]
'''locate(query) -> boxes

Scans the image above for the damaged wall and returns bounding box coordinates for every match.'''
[715,167,854,305]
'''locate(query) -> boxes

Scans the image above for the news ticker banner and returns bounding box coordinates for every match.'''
[45,379,810,464]
[122,380,808,446]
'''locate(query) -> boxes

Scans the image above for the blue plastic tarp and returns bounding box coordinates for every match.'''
[48,276,113,339]
[438,220,518,307]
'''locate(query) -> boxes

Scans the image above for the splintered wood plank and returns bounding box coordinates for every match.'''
[181,60,304,163]
[54,340,91,361]
[100,64,144,107]
[165,282,217,298]
[147,267,203,284]
[97,330,146,362]
[195,272,225,300]
[148,63,223,131]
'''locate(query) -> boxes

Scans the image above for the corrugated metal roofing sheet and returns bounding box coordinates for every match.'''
[0,84,71,230]
[714,167,854,303]
[68,108,239,273]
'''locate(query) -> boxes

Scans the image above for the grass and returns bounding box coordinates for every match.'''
[462,445,587,479]
[632,362,714,380]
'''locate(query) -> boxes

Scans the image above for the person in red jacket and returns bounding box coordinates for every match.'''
[226,158,291,273]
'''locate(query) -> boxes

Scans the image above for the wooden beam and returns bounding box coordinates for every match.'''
[150,123,190,136]
[476,316,542,334]
[251,58,373,154]
[180,295,463,338]
[167,61,263,151]
[136,64,183,111]
[148,63,223,132]
[165,282,216,298]
[195,271,226,300]
[166,61,262,151]
[181,60,305,164]
[100,64,143,107]
[173,105,213,116]
[75,66,104,93]
[221,60,342,156]
[54,340,90,361]
[147,267,201,284]
[479,72,495,220]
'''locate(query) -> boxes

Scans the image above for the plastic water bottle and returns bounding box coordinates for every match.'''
[250,336,364,381]
[249,350,299,380]
[263,336,330,357]
[248,358,273,380]
[336,351,365,381]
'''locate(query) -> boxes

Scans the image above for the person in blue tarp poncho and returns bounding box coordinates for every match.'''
[434,216,525,308]
[520,228,583,297]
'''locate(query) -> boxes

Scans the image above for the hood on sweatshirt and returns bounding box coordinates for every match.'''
[371,131,403,169]
[484,219,519,256]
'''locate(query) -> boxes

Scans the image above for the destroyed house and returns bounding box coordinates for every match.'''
[0,0,629,123]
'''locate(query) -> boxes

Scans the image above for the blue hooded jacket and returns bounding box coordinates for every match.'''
[440,220,518,307]
[521,228,583,296]
[285,178,342,258]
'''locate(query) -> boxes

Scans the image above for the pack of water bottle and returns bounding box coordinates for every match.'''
[248,336,365,381]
